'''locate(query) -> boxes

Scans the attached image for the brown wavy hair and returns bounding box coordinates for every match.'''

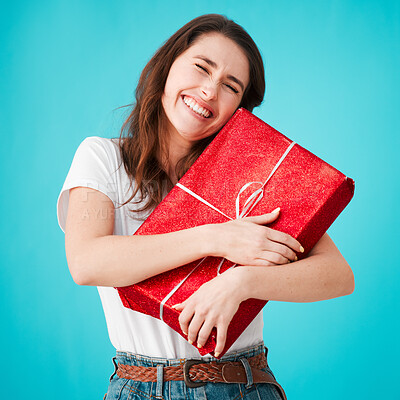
[117,14,265,216]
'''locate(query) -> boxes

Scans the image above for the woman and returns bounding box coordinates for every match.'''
[57,14,354,400]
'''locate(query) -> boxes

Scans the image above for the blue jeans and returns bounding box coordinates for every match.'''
[103,343,284,400]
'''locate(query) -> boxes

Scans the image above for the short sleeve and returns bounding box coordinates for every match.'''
[57,136,120,233]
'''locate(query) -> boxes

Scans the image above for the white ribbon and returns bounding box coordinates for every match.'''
[159,141,296,321]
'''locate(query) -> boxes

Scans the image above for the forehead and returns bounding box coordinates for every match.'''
[182,33,250,83]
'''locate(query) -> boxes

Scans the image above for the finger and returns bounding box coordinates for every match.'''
[187,314,206,345]
[266,228,304,253]
[244,207,280,225]
[262,241,298,261]
[196,320,215,348]
[247,257,280,266]
[258,250,291,265]
[171,303,184,310]
[253,258,279,266]
[178,306,194,336]
[214,323,228,358]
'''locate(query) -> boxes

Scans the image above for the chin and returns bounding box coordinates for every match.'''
[180,132,211,143]
[175,124,214,141]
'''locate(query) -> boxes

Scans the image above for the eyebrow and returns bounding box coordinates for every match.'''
[194,55,245,91]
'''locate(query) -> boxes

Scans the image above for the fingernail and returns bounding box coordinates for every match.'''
[300,246,305,253]
[183,331,187,335]
[272,207,280,214]
[294,255,298,261]
[214,352,220,357]
[197,344,202,348]
[188,339,193,345]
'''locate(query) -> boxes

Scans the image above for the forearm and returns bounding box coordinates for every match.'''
[69,225,211,287]
[233,249,355,303]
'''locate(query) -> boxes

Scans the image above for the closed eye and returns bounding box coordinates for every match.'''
[195,63,208,73]
[224,84,239,93]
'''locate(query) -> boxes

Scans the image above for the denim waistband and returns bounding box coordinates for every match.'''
[115,341,266,368]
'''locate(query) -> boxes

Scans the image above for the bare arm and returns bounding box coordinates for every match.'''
[65,187,211,287]
[233,232,355,303]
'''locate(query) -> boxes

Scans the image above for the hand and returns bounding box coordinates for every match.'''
[211,208,304,266]
[172,269,244,357]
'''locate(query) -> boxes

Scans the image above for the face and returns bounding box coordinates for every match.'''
[161,32,250,147]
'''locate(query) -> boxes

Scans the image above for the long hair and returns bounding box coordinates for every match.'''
[118,14,265,216]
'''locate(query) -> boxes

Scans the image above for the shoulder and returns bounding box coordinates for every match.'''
[75,136,122,167]
[78,136,120,154]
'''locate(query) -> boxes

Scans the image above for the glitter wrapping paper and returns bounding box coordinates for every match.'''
[116,108,355,358]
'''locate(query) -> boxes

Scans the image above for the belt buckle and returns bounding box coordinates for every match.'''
[183,359,207,388]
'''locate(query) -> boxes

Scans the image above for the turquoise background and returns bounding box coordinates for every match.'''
[1,0,399,399]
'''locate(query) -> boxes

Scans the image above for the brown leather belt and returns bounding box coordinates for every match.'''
[117,351,287,400]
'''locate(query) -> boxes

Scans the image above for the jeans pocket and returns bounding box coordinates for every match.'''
[239,382,281,400]
[105,374,131,400]
[270,384,285,400]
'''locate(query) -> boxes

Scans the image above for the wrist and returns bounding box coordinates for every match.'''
[224,266,251,302]
[197,223,223,258]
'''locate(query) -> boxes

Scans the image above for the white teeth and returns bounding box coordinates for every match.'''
[183,96,211,118]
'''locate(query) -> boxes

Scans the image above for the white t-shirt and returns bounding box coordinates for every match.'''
[57,136,264,358]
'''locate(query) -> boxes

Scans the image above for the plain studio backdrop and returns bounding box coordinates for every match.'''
[1,1,398,399]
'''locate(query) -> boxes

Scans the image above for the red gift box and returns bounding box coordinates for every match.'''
[116,108,355,357]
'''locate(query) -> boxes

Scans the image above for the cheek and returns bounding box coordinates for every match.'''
[220,94,241,116]
[162,79,175,101]
[166,64,196,91]
[163,67,180,96]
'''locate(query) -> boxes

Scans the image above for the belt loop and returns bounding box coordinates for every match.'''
[110,357,118,382]
[239,357,253,389]
[264,346,270,368]
[156,364,164,399]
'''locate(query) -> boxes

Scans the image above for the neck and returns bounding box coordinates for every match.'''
[159,132,192,186]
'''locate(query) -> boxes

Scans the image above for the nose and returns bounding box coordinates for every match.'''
[201,80,217,100]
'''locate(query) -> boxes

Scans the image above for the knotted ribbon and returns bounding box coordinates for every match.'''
[159,141,296,321]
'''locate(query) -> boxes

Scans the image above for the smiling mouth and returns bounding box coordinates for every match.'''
[182,96,212,118]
